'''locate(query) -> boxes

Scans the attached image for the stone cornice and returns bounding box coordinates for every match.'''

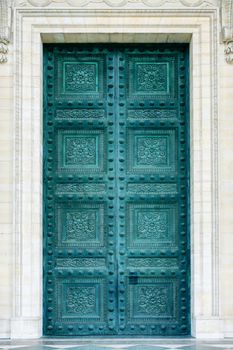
[15,0,219,8]
[12,0,233,64]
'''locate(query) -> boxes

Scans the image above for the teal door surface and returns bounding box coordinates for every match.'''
[43,44,190,336]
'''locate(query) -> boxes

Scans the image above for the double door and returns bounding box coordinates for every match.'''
[43,44,190,336]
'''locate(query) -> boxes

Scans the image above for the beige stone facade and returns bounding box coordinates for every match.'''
[0,0,233,340]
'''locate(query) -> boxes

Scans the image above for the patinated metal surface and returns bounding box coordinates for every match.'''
[43,44,190,336]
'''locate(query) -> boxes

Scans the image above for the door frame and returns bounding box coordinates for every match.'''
[12,6,221,339]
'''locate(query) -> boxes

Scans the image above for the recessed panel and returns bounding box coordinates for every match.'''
[63,62,98,93]
[127,257,179,268]
[56,258,106,268]
[127,203,178,249]
[135,62,169,94]
[127,129,177,174]
[126,54,177,100]
[56,277,107,323]
[128,109,177,120]
[65,135,97,166]
[63,284,99,317]
[56,203,105,248]
[55,53,106,100]
[127,183,177,194]
[127,278,178,322]
[57,129,106,174]
[56,183,106,194]
[56,109,105,120]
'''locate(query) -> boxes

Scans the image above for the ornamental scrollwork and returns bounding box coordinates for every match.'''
[136,63,168,93]
[224,41,233,63]
[128,109,177,119]
[66,210,96,241]
[0,39,8,63]
[64,63,98,93]
[65,136,97,166]
[221,0,233,63]
[137,211,168,240]
[137,137,167,166]
[0,0,11,64]
[56,109,104,119]
[137,285,168,315]
[66,286,96,315]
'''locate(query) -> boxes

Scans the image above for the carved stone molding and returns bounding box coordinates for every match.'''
[225,40,233,62]
[0,0,11,63]
[221,0,233,63]
[0,39,8,64]
[15,0,218,8]
[221,0,233,41]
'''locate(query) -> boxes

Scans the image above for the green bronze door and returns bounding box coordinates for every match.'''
[43,44,190,336]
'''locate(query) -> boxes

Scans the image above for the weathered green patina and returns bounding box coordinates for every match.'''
[43,44,190,336]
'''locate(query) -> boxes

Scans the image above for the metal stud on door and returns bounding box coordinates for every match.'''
[43,44,190,336]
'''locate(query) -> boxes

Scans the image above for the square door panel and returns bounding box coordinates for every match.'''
[126,54,177,100]
[127,129,177,174]
[126,203,178,249]
[64,62,98,93]
[57,129,106,174]
[55,54,106,100]
[135,62,169,94]
[56,277,107,323]
[56,202,106,248]
[127,277,178,322]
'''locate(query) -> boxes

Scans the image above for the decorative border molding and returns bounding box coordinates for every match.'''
[15,0,218,8]
[12,7,220,339]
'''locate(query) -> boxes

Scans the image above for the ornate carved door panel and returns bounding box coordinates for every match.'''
[43,44,190,336]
